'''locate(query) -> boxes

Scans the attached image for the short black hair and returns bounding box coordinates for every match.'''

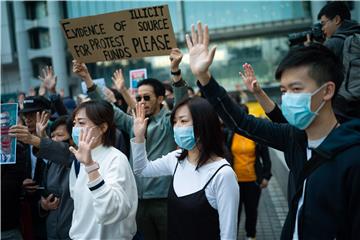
[275,43,343,96]
[72,100,116,147]
[317,1,351,21]
[50,115,73,136]
[137,78,165,97]
[170,97,227,170]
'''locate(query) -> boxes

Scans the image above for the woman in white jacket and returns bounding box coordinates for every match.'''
[132,97,239,240]
[69,100,138,240]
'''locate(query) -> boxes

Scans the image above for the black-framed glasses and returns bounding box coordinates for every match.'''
[136,95,151,102]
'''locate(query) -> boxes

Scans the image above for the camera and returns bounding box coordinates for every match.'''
[288,23,325,46]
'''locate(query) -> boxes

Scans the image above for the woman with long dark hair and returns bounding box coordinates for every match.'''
[132,97,239,240]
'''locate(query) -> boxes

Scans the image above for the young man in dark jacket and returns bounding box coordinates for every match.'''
[317,1,360,122]
[186,22,360,239]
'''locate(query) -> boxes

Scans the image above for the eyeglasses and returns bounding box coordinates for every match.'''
[320,19,331,27]
[136,95,151,102]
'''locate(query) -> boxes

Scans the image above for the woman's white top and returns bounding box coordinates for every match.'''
[131,139,239,240]
[69,145,138,240]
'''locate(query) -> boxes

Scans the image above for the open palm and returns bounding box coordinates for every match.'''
[186,22,216,77]
[133,103,148,142]
[239,63,261,94]
[69,128,95,165]
[112,69,126,91]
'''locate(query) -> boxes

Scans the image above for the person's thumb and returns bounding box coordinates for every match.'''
[208,46,217,65]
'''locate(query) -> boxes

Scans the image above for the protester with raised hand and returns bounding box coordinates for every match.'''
[73,48,188,240]
[240,63,287,124]
[39,65,68,116]
[112,69,137,110]
[132,97,239,240]
[186,21,360,239]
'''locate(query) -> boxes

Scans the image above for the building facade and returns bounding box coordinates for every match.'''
[1,1,359,100]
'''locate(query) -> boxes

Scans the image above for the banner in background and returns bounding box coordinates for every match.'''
[1,103,18,164]
[129,68,147,94]
[60,5,177,63]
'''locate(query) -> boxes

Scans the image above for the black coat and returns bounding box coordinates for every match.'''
[198,76,360,240]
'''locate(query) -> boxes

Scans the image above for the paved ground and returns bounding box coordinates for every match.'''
[237,176,288,240]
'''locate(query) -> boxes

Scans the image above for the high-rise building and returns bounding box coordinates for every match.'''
[1,1,359,101]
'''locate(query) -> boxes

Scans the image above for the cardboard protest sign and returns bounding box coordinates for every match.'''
[1,103,18,164]
[60,5,177,63]
[81,78,106,94]
[129,68,147,94]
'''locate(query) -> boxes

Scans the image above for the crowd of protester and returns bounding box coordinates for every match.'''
[1,2,360,240]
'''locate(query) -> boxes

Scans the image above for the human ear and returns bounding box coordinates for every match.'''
[99,122,108,134]
[323,82,335,101]
[334,15,342,26]
[157,96,164,105]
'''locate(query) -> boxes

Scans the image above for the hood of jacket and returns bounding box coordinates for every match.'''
[315,119,360,159]
[335,20,360,36]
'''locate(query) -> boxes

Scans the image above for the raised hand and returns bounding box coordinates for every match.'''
[133,103,148,143]
[170,48,183,71]
[36,111,50,138]
[40,194,60,211]
[69,127,96,166]
[112,69,126,92]
[72,60,91,81]
[186,22,216,85]
[39,66,57,93]
[239,63,262,94]
[103,87,116,104]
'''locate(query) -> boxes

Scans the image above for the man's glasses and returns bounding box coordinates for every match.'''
[136,95,151,102]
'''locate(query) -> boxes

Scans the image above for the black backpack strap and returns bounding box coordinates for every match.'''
[203,164,230,189]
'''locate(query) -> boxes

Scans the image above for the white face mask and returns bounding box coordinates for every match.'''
[281,84,327,130]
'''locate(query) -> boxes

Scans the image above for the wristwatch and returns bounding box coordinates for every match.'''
[85,162,100,174]
[171,69,181,76]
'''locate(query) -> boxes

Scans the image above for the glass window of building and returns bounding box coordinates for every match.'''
[25,1,48,20]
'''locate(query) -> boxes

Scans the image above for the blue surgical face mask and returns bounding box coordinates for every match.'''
[71,127,82,146]
[281,84,327,130]
[173,126,196,150]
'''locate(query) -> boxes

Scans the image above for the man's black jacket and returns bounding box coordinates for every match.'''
[198,77,360,239]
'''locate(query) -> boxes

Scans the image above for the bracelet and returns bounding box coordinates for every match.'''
[87,84,97,93]
[172,78,188,87]
[85,162,100,174]
[171,69,181,76]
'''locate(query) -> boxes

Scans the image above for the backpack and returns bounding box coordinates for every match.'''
[334,33,360,101]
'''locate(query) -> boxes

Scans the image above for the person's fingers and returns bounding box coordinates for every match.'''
[82,128,89,143]
[197,21,203,44]
[203,24,209,46]
[86,128,95,143]
[191,24,197,45]
[185,34,193,49]
[239,71,246,81]
[79,128,85,143]
[69,146,77,155]
[140,103,145,120]
[42,68,47,79]
[46,194,54,201]
[88,136,96,148]
[36,112,40,123]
